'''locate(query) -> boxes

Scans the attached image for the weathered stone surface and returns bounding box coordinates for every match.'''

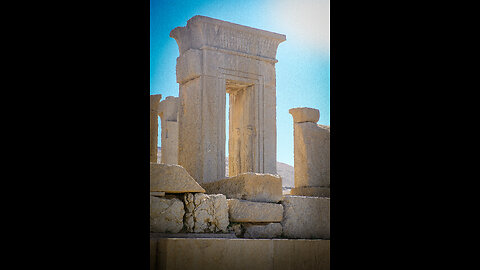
[290,186,330,198]
[202,172,282,203]
[293,121,330,188]
[150,191,166,197]
[281,196,330,239]
[172,16,285,184]
[244,223,282,239]
[150,196,184,233]
[150,94,162,163]
[151,238,330,270]
[184,193,229,233]
[227,199,283,223]
[158,96,179,165]
[150,163,205,193]
[289,107,320,123]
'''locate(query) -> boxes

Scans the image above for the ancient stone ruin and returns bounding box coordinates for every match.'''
[150,15,330,270]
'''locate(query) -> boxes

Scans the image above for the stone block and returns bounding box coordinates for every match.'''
[290,187,330,198]
[289,107,320,123]
[150,163,205,193]
[184,193,229,233]
[227,199,283,223]
[151,237,330,270]
[201,172,282,203]
[150,196,184,233]
[293,122,330,188]
[281,196,330,239]
[150,191,165,197]
[244,223,282,239]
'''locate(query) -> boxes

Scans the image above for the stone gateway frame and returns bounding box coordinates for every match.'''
[170,16,286,184]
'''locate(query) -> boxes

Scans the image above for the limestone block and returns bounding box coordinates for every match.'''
[227,199,283,223]
[201,172,282,203]
[150,191,165,197]
[290,187,330,198]
[150,196,184,233]
[150,163,205,193]
[152,238,330,270]
[293,122,330,188]
[289,107,320,123]
[281,196,330,239]
[244,223,282,239]
[184,193,229,233]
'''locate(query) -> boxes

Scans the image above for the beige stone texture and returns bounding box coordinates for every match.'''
[289,107,320,123]
[150,94,162,163]
[281,196,330,239]
[243,223,282,239]
[292,120,330,188]
[201,172,282,203]
[150,196,184,233]
[227,199,283,223]
[290,186,330,198]
[151,238,330,270]
[150,191,166,197]
[171,16,285,184]
[184,193,229,233]
[158,96,179,165]
[150,163,205,193]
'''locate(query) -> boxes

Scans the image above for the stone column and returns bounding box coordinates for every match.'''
[157,96,179,164]
[150,94,162,163]
[289,107,330,197]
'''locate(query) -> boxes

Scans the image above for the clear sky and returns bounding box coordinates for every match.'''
[151,0,330,166]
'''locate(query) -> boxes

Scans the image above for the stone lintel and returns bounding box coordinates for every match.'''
[227,199,283,223]
[170,15,286,60]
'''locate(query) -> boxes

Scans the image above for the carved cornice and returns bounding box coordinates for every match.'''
[170,15,286,60]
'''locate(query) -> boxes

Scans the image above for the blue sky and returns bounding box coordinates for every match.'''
[151,0,330,166]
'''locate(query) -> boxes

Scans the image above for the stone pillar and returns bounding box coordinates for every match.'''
[157,96,179,164]
[170,15,285,183]
[150,94,162,163]
[289,107,330,197]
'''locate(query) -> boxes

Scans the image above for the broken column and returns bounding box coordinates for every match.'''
[150,94,162,163]
[157,96,179,164]
[170,15,286,184]
[289,107,330,197]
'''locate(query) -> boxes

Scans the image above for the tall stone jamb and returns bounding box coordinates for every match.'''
[289,107,330,197]
[170,15,286,184]
[158,96,179,164]
[150,94,162,163]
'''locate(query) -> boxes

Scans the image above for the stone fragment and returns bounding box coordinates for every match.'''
[227,199,283,223]
[184,193,229,233]
[150,196,184,233]
[150,163,205,193]
[202,172,282,203]
[150,191,165,197]
[290,187,330,198]
[244,223,282,239]
[289,107,320,123]
[293,121,330,188]
[281,196,330,239]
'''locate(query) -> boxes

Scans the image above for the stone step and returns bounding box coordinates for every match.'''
[150,237,330,270]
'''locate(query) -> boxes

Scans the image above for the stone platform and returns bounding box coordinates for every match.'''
[150,236,330,270]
